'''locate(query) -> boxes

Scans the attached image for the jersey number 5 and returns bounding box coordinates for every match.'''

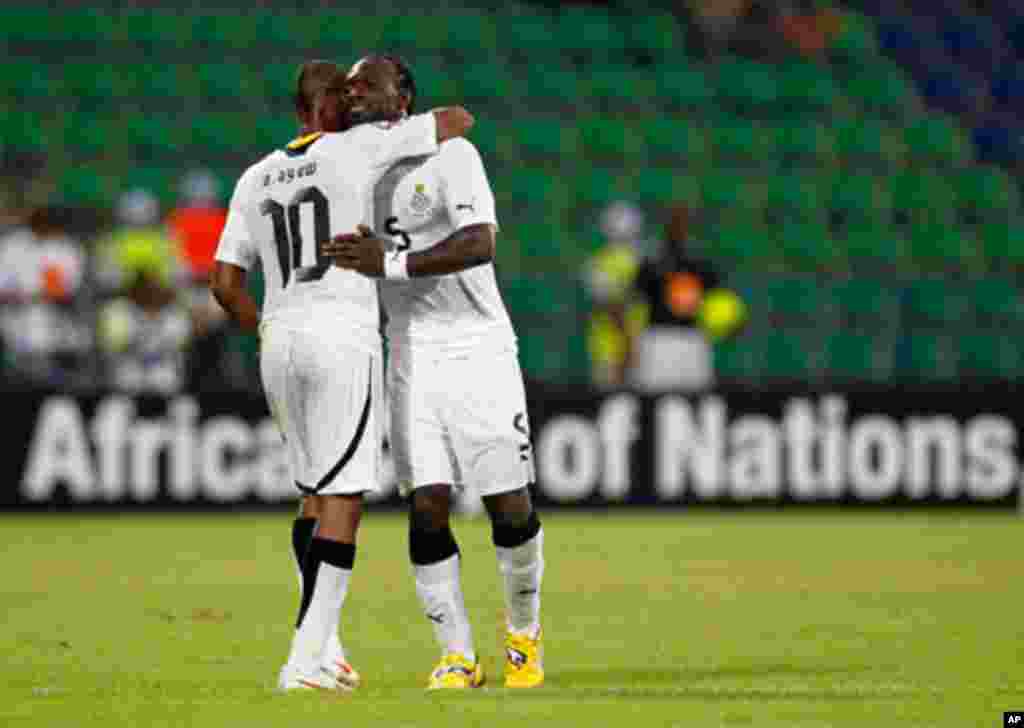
[261,186,330,286]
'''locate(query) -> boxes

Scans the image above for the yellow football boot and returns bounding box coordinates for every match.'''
[504,628,544,688]
[427,653,486,690]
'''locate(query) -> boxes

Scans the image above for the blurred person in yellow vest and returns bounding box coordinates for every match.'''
[630,203,746,393]
[95,188,184,296]
[583,201,650,390]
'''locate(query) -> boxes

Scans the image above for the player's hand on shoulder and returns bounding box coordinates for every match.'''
[324,225,386,278]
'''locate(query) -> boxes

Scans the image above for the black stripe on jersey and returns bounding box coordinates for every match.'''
[285,131,324,157]
[293,358,373,496]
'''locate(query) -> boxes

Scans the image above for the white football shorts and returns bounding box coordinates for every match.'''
[260,326,382,496]
[388,343,535,498]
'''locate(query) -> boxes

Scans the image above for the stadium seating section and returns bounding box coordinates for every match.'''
[1,1,1021,385]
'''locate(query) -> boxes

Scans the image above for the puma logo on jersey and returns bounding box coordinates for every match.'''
[456,203,475,212]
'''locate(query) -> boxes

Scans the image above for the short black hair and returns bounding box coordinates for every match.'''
[379,54,416,114]
[293,60,340,116]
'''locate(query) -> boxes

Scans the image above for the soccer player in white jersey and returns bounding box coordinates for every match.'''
[327,57,545,690]
[210,60,474,692]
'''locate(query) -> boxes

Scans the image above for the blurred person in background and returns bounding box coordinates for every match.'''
[629,203,744,393]
[583,201,648,390]
[0,204,93,387]
[167,168,235,390]
[96,253,193,394]
[95,188,183,296]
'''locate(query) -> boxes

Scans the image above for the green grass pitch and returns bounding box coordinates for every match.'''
[2,509,1022,727]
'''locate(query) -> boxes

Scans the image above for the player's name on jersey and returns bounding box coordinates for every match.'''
[262,162,318,189]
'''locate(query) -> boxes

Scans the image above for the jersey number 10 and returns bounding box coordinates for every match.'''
[261,185,330,286]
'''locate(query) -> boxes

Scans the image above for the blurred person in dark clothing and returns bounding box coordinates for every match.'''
[630,203,744,392]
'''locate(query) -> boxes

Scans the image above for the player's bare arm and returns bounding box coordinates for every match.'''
[210,261,259,332]
[324,223,495,278]
[433,106,474,142]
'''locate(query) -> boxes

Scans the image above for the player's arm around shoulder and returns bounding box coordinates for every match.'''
[430,106,474,142]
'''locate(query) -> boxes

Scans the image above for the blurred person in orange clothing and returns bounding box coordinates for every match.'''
[168,168,227,284]
[0,205,93,386]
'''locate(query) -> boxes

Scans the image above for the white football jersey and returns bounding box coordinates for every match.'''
[375,138,515,353]
[215,113,439,352]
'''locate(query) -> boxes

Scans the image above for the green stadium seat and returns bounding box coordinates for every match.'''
[837,224,910,270]
[902,278,969,326]
[506,167,558,209]
[625,12,685,60]
[2,61,62,100]
[959,333,1021,379]
[709,118,771,163]
[134,62,191,101]
[700,171,766,222]
[777,62,840,114]
[715,60,779,111]
[952,167,1019,223]
[124,113,185,160]
[832,276,900,325]
[557,6,628,55]
[517,120,577,159]
[188,114,248,157]
[834,119,907,168]
[122,166,178,210]
[253,114,298,149]
[896,333,958,382]
[904,115,971,167]
[449,12,499,54]
[978,221,1024,269]
[412,59,458,106]
[587,66,656,106]
[656,66,712,109]
[831,10,880,60]
[776,220,844,270]
[750,328,824,382]
[774,120,836,167]
[382,13,450,54]
[4,7,117,42]
[198,63,263,102]
[633,169,700,208]
[576,166,633,210]
[906,222,983,270]
[524,68,582,104]
[714,338,751,379]
[189,11,260,50]
[0,111,46,155]
[456,63,510,103]
[58,166,115,208]
[60,114,111,158]
[579,116,645,162]
[706,220,776,269]
[845,67,920,118]
[825,330,895,383]
[764,171,829,224]
[889,170,956,227]
[466,121,504,165]
[969,277,1024,324]
[645,117,708,167]
[829,172,892,228]
[115,8,190,46]
[499,11,557,54]
[763,276,835,322]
